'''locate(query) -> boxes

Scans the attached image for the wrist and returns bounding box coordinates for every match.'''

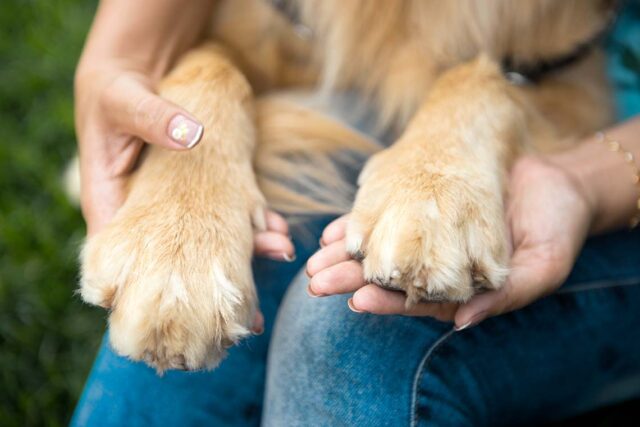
[546,150,601,233]
[546,126,640,234]
[80,0,214,81]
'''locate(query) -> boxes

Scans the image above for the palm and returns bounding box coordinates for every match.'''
[453,157,593,323]
[506,157,592,292]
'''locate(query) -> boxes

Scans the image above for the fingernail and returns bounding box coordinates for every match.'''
[307,285,324,298]
[455,311,487,331]
[168,114,204,148]
[454,322,472,331]
[264,252,296,262]
[347,298,366,313]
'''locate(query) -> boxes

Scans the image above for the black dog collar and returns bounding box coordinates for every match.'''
[502,5,620,85]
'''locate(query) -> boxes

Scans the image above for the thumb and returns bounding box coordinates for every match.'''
[105,76,204,150]
[454,245,568,330]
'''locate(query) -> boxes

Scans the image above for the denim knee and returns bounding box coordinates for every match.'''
[264,270,455,427]
[264,229,640,426]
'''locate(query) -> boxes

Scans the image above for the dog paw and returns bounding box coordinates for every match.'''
[80,189,266,372]
[347,147,509,304]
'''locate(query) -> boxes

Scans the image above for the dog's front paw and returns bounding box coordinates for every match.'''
[347,147,509,304]
[80,189,265,372]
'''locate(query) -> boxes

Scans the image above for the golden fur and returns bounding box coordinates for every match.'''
[79,0,614,371]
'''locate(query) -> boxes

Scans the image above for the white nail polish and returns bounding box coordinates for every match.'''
[186,124,204,148]
[454,321,472,332]
[168,114,204,148]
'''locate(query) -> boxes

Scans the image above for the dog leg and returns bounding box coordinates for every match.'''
[347,56,533,304]
[80,43,265,372]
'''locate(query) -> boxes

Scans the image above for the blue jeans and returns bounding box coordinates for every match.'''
[71,223,640,426]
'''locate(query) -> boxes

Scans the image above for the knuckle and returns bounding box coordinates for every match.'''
[74,66,98,96]
[133,96,166,131]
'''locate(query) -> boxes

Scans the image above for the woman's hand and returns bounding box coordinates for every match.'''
[75,0,293,260]
[75,65,206,234]
[454,156,594,327]
[306,155,596,328]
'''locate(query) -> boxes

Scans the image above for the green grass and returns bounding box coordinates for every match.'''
[0,1,103,425]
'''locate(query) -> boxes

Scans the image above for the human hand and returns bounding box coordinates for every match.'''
[74,64,202,232]
[306,155,595,328]
[75,65,293,260]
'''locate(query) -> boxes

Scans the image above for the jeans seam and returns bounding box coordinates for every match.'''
[410,328,456,427]
[556,276,640,294]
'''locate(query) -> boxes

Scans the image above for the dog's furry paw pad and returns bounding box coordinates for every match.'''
[80,202,258,373]
[348,163,509,304]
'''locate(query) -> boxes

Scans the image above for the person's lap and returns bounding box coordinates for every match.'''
[264,228,640,427]
[72,223,640,427]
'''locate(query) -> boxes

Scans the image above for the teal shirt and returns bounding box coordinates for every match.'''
[607,0,640,120]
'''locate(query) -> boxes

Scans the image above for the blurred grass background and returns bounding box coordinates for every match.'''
[0,0,638,426]
[0,0,103,425]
